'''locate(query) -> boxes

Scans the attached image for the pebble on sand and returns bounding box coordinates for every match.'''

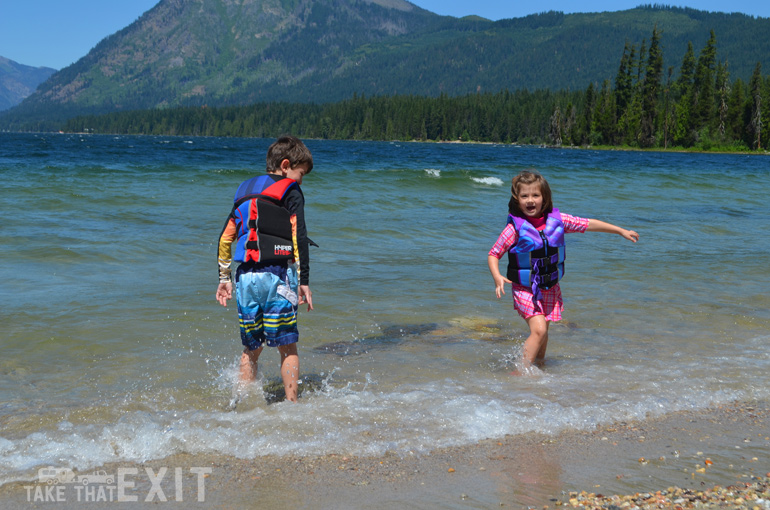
[558,477,770,510]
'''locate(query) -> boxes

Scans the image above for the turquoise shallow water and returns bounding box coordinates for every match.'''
[0,133,769,484]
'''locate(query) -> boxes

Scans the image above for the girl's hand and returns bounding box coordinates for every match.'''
[493,274,512,299]
[621,229,639,243]
[488,254,511,298]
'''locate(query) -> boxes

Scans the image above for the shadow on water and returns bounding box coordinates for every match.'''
[312,323,440,356]
[311,319,524,358]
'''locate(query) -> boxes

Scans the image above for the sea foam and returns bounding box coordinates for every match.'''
[471,176,503,185]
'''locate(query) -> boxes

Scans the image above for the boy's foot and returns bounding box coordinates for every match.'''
[510,363,543,376]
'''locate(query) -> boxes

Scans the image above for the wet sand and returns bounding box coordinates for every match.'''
[3,401,769,509]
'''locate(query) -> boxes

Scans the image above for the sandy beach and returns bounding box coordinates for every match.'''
[3,400,768,509]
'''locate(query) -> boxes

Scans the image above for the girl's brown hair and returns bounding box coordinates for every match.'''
[507,170,553,217]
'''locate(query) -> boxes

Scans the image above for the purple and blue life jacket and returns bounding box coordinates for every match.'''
[506,208,566,303]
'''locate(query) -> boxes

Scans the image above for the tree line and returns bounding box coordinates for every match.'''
[64,28,769,151]
[552,28,767,150]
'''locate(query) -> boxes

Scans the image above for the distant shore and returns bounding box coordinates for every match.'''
[436,138,770,155]
[7,131,767,156]
[2,400,769,509]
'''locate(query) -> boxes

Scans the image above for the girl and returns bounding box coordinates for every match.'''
[487,170,639,367]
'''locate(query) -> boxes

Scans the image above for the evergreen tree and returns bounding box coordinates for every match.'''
[661,66,676,148]
[747,62,763,150]
[727,78,746,143]
[617,40,644,146]
[636,39,647,85]
[620,92,643,146]
[581,82,597,144]
[676,48,693,97]
[764,75,770,149]
[594,79,617,144]
[691,30,717,140]
[549,105,563,146]
[673,42,696,146]
[615,42,633,116]
[715,60,730,139]
[640,27,663,147]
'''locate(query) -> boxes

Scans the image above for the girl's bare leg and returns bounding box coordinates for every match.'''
[523,315,549,364]
[535,327,549,362]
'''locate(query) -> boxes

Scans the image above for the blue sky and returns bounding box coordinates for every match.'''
[1,0,768,70]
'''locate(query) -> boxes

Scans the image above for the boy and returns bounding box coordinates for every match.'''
[215,135,314,403]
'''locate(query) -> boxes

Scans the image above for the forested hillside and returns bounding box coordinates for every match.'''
[64,27,770,152]
[3,1,770,131]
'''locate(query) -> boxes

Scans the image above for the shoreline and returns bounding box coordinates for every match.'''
[7,132,769,156]
[3,401,769,509]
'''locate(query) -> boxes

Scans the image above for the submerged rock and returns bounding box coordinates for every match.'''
[262,373,327,404]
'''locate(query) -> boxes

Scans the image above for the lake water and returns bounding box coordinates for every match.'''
[1,133,768,485]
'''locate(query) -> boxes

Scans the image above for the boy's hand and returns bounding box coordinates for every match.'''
[216,282,232,307]
[299,285,313,311]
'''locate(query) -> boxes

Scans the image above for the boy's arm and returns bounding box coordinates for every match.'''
[586,219,639,243]
[216,217,237,307]
[292,194,314,310]
[284,187,310,286]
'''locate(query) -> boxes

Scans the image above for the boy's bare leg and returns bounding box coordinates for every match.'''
[240,346,263,383]
[278,343,299,402]
[228,346,263,410]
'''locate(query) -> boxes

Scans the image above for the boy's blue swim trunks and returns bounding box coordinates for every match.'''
[235,265,299,350]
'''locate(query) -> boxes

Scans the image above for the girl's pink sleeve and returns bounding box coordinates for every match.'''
[489,224,517,258]
[561,213,590,233]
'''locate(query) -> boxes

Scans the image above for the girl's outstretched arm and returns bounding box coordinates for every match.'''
[586,219,639,242]
[488,255,512,298]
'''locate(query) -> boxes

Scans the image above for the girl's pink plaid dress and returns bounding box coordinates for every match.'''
[489,213,589,321]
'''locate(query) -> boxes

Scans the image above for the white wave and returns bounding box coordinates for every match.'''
[425,168,441,177]
[1,367,761,486]
[472,176,504,186]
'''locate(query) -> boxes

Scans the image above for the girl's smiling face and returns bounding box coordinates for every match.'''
[516,182,544,218]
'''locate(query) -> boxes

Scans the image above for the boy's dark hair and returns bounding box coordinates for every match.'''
[508,170,554,217]
[266,135,313,173]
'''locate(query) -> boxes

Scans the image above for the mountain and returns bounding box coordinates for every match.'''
[2,0,770,130]
[0,57,56,111]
